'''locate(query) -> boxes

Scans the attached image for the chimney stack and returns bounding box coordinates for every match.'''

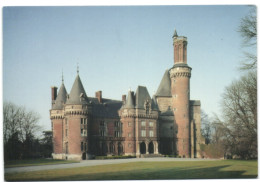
[95,91,102,103]
[122,95,126,104]
[51,86,58,106]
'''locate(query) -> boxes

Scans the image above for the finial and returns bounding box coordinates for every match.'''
[62,69,64,84]
[77,63,79,74]
[129,87,131,92]
[173,29,178,38]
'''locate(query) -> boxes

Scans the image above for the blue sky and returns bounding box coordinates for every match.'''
[3,5,253,131]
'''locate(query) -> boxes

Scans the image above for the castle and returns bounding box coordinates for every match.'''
[50,30,204,160]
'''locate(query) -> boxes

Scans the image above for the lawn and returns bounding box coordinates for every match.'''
[5,160,258,181]
[4,158,79,168]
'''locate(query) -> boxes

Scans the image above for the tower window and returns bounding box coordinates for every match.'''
[141,121,146,127]
[81,129,87,136]
[81,118,86,125]
[65,129,68,137]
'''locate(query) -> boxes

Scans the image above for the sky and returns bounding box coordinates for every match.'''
[3,5,254,132]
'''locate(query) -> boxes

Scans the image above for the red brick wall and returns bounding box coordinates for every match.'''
[52,119,63,154]
[172,75,190,157]
[122,117,135,153]
[67,116,81,154]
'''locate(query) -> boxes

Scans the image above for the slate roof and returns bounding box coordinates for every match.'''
[52,83,67,110]
[155,70,172,97]
[89,97,122,118]
[151,96,159,110]
[190,100,201,106]
[135,86,153,109]
[66,74,88,105]
[124,90,135,109]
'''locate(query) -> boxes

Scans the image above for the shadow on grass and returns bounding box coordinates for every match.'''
[12,164,256,181]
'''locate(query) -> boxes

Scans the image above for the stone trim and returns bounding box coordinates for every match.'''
[50,115,64,119]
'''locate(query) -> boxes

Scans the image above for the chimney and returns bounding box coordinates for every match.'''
[51,86,58,106]
[122,95,126,104]
[131,91,135,105]
[95,91,102,103]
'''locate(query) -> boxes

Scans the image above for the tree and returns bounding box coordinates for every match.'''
[3,102,42,160]
[238,6,257,70]
[201,110,212,144]
[40,131,53,158]
[216,71,257,159]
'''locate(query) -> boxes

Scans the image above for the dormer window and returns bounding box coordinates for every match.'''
[80,93,84,98]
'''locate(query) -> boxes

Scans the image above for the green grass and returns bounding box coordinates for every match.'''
[5,160,258,181]
[5,158,79,168]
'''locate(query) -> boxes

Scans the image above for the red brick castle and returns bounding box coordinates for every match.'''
[50,30,204,160]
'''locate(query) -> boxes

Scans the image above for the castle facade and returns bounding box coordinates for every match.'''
[50,31,204,160]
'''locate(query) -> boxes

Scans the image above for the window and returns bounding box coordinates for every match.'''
[149,121,153,127]
[65,142,68,154]
[81,118,86,125]
[149,130,154,137]
[141,121,146,127]
[65,119,68,126]
[100,130,105,137]
[114,121,120,127]
[128,122,131,127]
[128,133,132,137]
[128,143,132,148]
[81,129,87,136]
[65,129,68,137]
[141,130,146,137]
[100,121,105,126]
[115,131,120,137]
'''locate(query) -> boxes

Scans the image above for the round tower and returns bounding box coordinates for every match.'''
[119,90,136,156]
[50,78,67,159]
[64,72,91,160]
[170,30,191,158]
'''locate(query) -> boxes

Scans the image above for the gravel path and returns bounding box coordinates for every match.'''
[5,158,218,174]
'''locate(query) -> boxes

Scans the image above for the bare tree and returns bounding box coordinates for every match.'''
[217,71,257,159]
[238,6,257,70]
[4,102,41,143]
[4,102,42,160]
[201,110,212,144]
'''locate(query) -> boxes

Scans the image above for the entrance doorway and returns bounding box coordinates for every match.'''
[140,142,146,154]
[148,142,154,154]
[118,142,123,155]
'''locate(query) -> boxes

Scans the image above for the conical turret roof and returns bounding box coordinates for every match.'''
[66,74,88,105]
[52,83,67,110]
[173,29,178,38]
[155,69,172,97]
[124,90,135,109]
